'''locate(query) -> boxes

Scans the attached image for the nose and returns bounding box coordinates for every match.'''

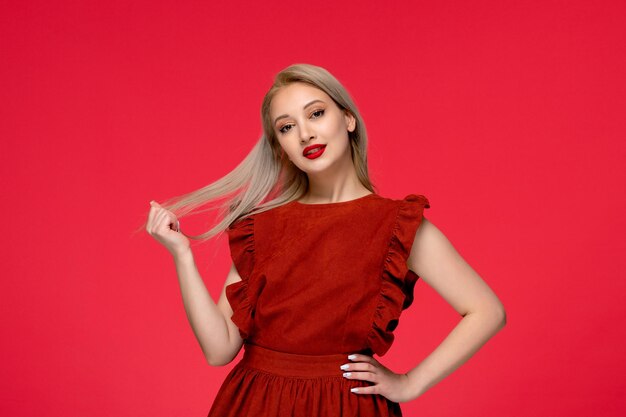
[299,122,315,143]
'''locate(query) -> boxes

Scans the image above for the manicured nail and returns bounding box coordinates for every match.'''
[340,364,349,370]
[351,388,359,393]
[348,354,357,360]
[343,372,351,377]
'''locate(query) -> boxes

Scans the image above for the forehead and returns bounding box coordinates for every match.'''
[270,82,332,115]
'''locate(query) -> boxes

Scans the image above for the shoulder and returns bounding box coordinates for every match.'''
[395,193,430,208]
[362,193,432,266]
[227,203,280,233]
[372,193,430,207]
[371,193,430,221]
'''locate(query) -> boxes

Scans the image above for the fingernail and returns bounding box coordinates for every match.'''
[348,354,357,360]
[351,388,359,393]
[343,372,351,377]
[340,364,349,370]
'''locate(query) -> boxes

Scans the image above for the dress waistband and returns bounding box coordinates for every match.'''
[239,343,372,378]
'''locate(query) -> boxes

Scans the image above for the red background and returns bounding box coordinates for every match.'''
[1,1,624,416]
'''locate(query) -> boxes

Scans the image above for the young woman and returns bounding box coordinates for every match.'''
[145,63,506,416]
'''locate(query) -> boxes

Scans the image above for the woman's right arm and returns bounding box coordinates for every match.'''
[172,249,245,366]
[147,201,244,366]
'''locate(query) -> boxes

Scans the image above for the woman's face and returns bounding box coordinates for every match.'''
[270,82,356,175]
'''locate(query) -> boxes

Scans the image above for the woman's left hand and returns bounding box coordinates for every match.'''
[341,353,415,403]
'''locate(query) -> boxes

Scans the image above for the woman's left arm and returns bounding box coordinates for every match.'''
[343,217,506,402]
[403,217,507,400]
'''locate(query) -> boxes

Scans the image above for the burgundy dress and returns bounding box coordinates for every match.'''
[207,193,430,417]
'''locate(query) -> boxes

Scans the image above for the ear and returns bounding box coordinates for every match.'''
[344,110,356,132]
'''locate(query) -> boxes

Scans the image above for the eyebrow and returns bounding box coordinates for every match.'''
[273,99,325,125]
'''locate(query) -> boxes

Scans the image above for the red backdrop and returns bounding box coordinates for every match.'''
[1,1,624,416]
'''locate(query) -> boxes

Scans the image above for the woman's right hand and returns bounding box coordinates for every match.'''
[146,200,190,258]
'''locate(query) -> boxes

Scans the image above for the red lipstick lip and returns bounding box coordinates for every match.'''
[303,144,326,156]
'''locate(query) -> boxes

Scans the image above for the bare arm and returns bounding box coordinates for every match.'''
[147,201,244,366]
[173,248,244,366]
[404,218,507,400]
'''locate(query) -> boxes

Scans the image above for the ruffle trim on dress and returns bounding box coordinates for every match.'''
[367,194,430,356]
[225,215,256,340]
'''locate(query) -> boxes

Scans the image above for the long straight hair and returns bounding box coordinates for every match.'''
[140,63,376,242]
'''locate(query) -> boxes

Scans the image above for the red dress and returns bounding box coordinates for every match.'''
[207,193,430,417]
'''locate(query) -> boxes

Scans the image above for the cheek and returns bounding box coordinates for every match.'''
[278,141,299,160]
[276,137,289,151]
[330,115,349,135]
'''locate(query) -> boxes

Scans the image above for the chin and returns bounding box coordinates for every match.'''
[300,160,336,175]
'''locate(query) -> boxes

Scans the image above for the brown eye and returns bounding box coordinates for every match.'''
[279,124,293,134]
[311,109,325,118]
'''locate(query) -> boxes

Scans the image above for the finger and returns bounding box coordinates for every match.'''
[147,203,159,234]
[165,211,179,232]
[158,209,179,233]
[148,208,162,235]
[350,384,379,395]
[154,209,169,233]
[343,369,379,383]
[342,362,377,373]
[347,354,377,365]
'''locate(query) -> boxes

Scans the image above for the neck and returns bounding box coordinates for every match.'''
[302,153,369,203]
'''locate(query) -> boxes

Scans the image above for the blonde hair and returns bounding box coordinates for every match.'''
[139,63,376,242]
